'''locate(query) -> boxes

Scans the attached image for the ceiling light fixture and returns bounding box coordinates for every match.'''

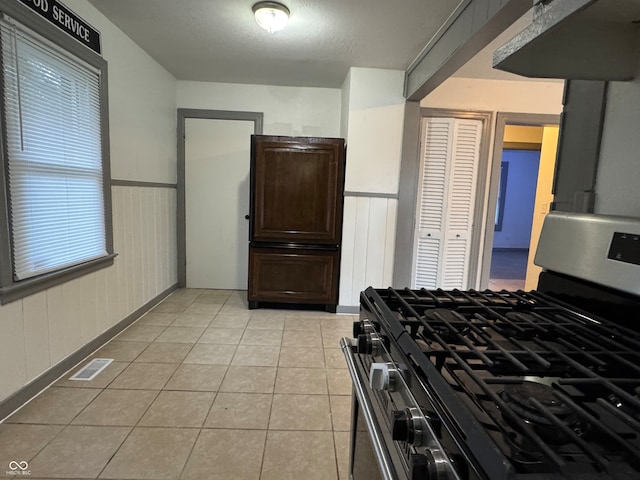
[252,2,290,33]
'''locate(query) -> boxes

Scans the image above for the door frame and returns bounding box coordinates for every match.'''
[176,109,263,288]
[479,112,560,289]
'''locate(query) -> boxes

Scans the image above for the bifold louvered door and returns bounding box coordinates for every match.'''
[413,117,482,289]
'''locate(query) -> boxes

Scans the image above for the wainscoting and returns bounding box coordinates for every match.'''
[339,195,397,309]
[0,184,177,404]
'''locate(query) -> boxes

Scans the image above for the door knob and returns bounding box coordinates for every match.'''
[244,214,250,220]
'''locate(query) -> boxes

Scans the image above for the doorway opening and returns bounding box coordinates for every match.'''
[489,142,541,290]
[481,113,560,291]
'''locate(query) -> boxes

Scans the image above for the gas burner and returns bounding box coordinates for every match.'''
[499,381,588,445]
[421,309,471,342]
[502,381,571,420]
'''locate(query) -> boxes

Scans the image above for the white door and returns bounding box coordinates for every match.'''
[185,118,254,289]
[413,117,482,289]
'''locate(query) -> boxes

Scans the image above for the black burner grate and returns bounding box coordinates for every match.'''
[367,287,640,479]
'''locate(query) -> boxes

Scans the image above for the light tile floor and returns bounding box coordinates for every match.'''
[489,249,527,291]
[488,278,526,291]
[0,289,355,480]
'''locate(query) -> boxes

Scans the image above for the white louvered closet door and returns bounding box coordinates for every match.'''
[413,117,482,290]
[413,118,452,289]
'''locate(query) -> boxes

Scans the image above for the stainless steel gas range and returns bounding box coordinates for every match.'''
[341,212,640,480]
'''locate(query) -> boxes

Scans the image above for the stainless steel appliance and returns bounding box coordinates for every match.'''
[341,212,640,480]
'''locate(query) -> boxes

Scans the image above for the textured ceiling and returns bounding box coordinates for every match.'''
[87,0,459,88]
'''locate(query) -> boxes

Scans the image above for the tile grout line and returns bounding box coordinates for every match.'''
[6,289,355,479]
[72,289,216,478]
[101,288,227,479]
[6,301,167,474]
[252,305,282,480]
[93,422,136,480]
[176,426,206,480]
[331,424,342,480]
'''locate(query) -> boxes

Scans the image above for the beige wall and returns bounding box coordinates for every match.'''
[504,125,544,144]
[339,68,404,307]
[342,68,406,194]
[422,77,564,114]
[525,126,559,290]
[66,0,178,183]
[0,0,178,405]
[177,81,341,138]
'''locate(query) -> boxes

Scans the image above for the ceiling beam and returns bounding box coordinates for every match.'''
[404,0,530,101]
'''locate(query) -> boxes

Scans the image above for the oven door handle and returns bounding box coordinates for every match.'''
[341,337,397,480]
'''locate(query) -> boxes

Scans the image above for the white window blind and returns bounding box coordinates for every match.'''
[1,15,106,280]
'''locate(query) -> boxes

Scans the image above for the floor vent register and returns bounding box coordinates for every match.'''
[69,358,114,381]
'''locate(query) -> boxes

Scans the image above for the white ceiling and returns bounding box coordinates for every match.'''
[87,1,555,90]
[86,0,461,88]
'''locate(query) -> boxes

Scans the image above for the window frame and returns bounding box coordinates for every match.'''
[0,0,113,305]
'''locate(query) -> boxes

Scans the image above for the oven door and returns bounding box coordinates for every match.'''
[341,338,401,480]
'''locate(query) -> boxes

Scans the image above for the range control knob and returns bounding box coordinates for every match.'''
[391,408,426,447]
[392,409,414,444]
[356,333,384,356]
[357,334,372,354]
[353,322,364,338]
[352,320,374,338]
[409,452,439,480]
[369,363,399,391]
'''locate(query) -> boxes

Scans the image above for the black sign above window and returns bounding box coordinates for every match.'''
[18,0,101,54]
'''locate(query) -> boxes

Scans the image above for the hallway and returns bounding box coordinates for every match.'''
[488,249,527,291]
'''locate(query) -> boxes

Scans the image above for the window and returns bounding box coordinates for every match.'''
[0,7,113,304]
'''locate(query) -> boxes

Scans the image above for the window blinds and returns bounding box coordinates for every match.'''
[1,15,106,280]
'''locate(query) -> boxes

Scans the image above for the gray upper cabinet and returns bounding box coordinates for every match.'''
[493,0,640,81]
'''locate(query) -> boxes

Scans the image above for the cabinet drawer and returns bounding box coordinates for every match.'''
[248,247,339,305]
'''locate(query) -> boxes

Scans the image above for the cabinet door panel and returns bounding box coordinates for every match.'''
[248,247,338,305]
[251,136,345,244]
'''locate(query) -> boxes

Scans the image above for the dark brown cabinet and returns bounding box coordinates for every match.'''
[249,247,339,305]
[248,135,345,311]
